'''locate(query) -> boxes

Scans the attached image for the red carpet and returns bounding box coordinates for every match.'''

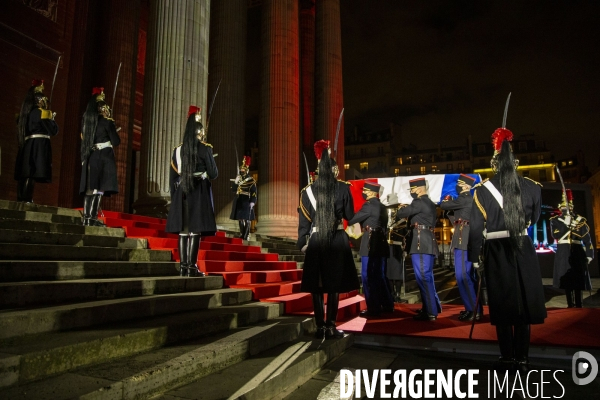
[338,301,600,349]
[94,210,365,320]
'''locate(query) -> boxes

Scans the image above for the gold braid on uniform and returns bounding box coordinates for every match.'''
[524,176,543,187]
[473,190,487,221]
[299,194,311,222]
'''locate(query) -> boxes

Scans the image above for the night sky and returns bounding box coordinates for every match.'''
[339,0,600,167]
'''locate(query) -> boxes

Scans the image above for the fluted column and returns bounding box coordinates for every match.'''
[315,0,344,178]
[208,0,247,231]
[135,0,211,216]
[300,0,316,184]
[257,0,300,238]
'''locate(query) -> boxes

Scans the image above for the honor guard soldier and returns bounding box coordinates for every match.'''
[440,174,481,321]
[166,106,218,277]
[80,87,120,226]
[395,178,441,321]
[551,189,594,308]
[348,182,394,316]
[386,203,411,303]
[230,156,257,240]
[14,79,58,203]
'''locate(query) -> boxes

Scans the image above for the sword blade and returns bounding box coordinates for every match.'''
[469,274,483,339]
[49,55,61,104]
[555,164,570,217]
[333,108,344,158]
[206,78,222,129]
[111,62,122,110]
[303,151,310,184]
[502,92,511,128]
[234,143,239,173]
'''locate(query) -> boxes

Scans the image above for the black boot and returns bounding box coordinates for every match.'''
[187,234,205,277]
[325,293,344,339]
[574,290,583,308]
[514,324,531,372]
[82,195,93,226]
[312,293,326,339]
[90,194,106,227]
[238,220,245,238]
[23,178,35,203]
[17,179,26,202]
[243,220,251,240]
[495,324,515,372]
[178,234,188,276]
[566,290,575,308]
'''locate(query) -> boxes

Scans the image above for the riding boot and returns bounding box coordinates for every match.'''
[17,179,26,202]
[82,195,93,226]
[574,290,583,308]
[187,234,205,277]
[325,293,344,339]
[243,220,251,240]
[90,194,105,227]
[565,290,574,308]
[23,178,35,203]
[514,324,531,372]
[238,220,245,238]
[311,293,326,339]
[495,324,514,362]
[178,234,188,276]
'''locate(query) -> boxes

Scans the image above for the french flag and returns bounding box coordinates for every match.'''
[348,174,482,211]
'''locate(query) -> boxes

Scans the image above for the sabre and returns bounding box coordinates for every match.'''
[111,62,122,111]
[555,164,570,218]
[502,92,511,128]
[206,78,222,129]
[333,108,345,158]
[234,143,240,173]
[48,55,61,105]
[303,151,311,184]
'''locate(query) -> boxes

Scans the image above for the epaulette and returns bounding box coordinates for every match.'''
[473,178,489,189]
[300,183,312,192]
[40,109,53,119]
[201,142,213,148]
[524,177,543,187]
[173,143,182,150]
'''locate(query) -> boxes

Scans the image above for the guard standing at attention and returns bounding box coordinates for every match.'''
[230,156,257,240]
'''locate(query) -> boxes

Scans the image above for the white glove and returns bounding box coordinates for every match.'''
[564,215,572,226]
[250,202,255,209]
[301,244,308,253]
[52,112,57,120]
[402,251,408,259]
[588,257,593,265]
[235,175,242,184]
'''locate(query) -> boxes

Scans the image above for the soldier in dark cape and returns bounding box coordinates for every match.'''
[440,174,481,321]
[468,125,547,372]
[14,79,59,203]
[79,87,120,226]
[386,203,411,302]
[395,178,441,321]
[348,182,394,316]
[550,189,594,307]
[298,140,359,339]
[230,155,256,240]
[166,106,218,277]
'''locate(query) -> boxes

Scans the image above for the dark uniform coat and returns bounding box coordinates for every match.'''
[395,195,438,256]
[468,176,547,326]
[348,197,389,257]
[439,192,472,251]
[14,108,59,182]
[230,176,257,220]
[550,213,594,290]
[165,141,218,234]
[297,180,360,294]
[387,212,410,280]
[79,117,121,195]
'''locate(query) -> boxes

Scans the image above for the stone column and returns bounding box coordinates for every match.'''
[135,0,211,216]
[208,0,247,232]
[300,0,316,183]
[315,0,344,178]
[257,0,300,238]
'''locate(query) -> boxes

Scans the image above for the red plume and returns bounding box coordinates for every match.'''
[188,105,201,118]
[491,128,513,152]
[314,140,330,160]
[243,156,251,168]
[31,79,44,87]
[566,189,573,202]
[92,87,104,96]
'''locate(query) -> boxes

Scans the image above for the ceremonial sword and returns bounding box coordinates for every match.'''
[333,108,345,158]
[111,62,122,111]
[49,55,61,105]
[206,78,222,130]
[303,151,311,184]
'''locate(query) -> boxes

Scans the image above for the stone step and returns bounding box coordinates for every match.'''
[0,302,281,389]
[278,254,305,262]
[0,276,224,308]
[0,218,125,237]
[0,228,146,249]
[259,242,301,251]
[0,317,315,400]
[0,243,172,262]
[0,199,82,218]
[215,269,304,286]
[162,332,354,400]
[0,288,253,340]
[0,208,82,226]
[0,261,178,282]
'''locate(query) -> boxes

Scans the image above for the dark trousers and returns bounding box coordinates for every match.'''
[361,256,394,313]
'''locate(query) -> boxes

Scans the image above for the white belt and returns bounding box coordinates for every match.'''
[94,141,112,150]
[388,240,404,245]
[558,239,581,245]
[192,171,208,179]
[25,134,50,140]
[311,224,344,234]
[485,229,528,240]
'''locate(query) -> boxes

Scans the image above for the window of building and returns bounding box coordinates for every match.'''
[420,166,426,174]
[521,156,528,165]
[394,168,400,176]
[360,162,369,171]
[406,156,412,164]
[479,159,486,167]
[568,160,574,165]
[344,164,349,170]
[539,169,547,181]
[477,145,486,155]
[447,163,453,171]
[432,165,438,172]
[378,147,384,155]
[397,157,403,165]
[535,140,544,150]
[537,155,544,163]
[360,148,366,156]
[519,141,527,151]
[406,167,412,175]
[458,163,465,172]
[377,161,384,169]
[446,153,453,161]
[561,161,567,167]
